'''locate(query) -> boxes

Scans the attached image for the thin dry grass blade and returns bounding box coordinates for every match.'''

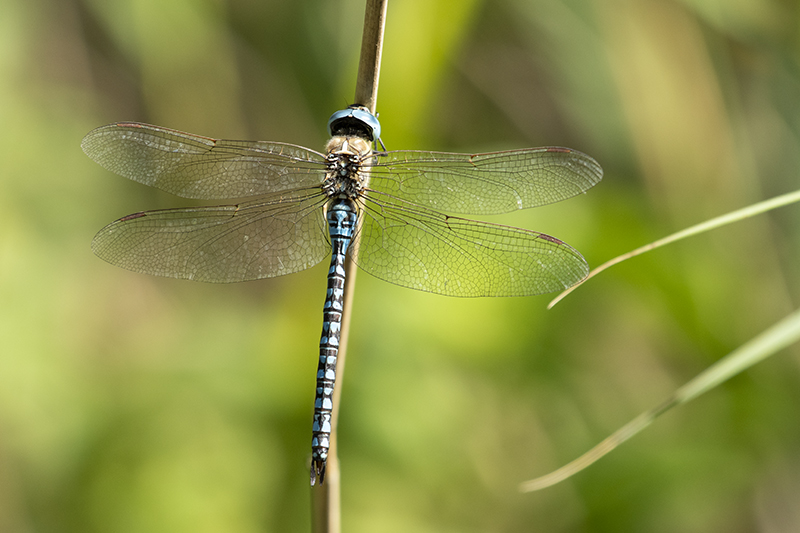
[521,307,800,492]
[549,189,800,309]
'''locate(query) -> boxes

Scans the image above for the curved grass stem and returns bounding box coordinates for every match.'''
[549,189,800,308]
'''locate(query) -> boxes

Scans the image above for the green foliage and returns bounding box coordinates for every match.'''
[1,0,799,531]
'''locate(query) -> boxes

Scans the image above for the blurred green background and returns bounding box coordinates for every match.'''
[2,0,799,531]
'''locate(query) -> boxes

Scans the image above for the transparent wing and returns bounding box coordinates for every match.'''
[92,189,330,283]
[82,122,328,199]
[368,147,602,215]
[352,192,588,297]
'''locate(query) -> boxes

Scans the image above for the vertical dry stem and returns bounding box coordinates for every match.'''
[311,1,387,532]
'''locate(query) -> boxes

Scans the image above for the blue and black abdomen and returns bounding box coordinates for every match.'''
[310,199,358,485]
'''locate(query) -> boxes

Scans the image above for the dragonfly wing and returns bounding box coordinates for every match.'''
[82,122,328,199]
[368,147,602,215]
[353,193,589,297]
[92,190,330,283]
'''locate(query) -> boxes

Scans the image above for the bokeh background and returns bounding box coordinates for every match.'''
[2,0,800,531]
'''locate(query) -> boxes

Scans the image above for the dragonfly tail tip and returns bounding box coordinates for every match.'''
[310,460,327,486]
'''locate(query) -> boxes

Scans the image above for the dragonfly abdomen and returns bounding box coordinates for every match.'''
[310,198,358,485]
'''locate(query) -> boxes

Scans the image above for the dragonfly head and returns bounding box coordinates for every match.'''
[327,105,381,142]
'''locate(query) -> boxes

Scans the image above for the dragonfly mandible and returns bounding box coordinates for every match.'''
[83,106,603,485]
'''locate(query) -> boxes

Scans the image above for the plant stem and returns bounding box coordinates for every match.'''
[311,1,387,532]
[354,0,388,110]
[548,188,800,309]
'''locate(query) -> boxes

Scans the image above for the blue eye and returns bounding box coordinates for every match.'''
[327,107,381,141]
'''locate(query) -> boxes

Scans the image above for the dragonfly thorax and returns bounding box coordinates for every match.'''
[322,136,372,199]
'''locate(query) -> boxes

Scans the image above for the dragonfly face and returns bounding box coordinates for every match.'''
[83,107,603,485]
[327,105,381,141]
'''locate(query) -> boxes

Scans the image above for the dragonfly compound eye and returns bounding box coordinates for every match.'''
[327,106,381,141]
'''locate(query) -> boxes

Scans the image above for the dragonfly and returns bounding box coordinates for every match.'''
[83,106,603,485]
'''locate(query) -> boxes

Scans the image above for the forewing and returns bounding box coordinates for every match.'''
[82,122,328,199]
[352,192,589,297]
[92,189,330,283]
[368,147,602,215]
